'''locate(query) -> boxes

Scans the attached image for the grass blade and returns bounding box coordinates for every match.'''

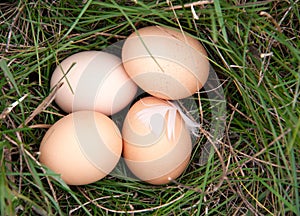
[0,59,21,96]
[214,0,228,43]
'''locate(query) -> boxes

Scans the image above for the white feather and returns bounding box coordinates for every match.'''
[136,100,200,141]
[171,101,201,137]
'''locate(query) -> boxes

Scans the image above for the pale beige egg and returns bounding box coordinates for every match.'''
[50,51,137,115]
[122,26,209,100]
[39,111,122,185]
[122,96,192,185]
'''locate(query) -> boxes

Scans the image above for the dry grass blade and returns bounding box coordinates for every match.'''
[6,4,25,52]
[69,193,126,215]
[259,11,282,33]
[165,0,214,10]
[19,82,63,127]
[0,94,28,120]
[74,187,185,214]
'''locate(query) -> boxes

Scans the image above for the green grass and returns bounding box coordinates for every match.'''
[1,0,299,215]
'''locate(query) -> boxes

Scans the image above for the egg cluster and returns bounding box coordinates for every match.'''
[39,26,209,185]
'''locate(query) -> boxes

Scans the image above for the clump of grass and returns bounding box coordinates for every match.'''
[1,0,299,215]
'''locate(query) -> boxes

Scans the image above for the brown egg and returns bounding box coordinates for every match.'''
[122,97,192,185]
[122,26,209,100]
[50,51,137,115]
[39,111,122,185]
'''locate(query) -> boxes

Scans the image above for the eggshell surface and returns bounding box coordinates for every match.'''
[122,26,209,100]
[50,51,137,115]
[122,97,192,185]
[39,111,122,185]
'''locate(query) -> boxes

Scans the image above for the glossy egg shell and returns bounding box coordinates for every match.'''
[50,51,137,115]
[39,111,122,185]
[122,96,192,185]
[122,26,209,100]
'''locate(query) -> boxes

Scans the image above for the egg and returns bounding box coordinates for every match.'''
[122,26,209,100]
[39,111,122,185]
[50,51,138,115]
[122,96,192,185]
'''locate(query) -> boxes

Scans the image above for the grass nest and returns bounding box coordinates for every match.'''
[0,1,299,215]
